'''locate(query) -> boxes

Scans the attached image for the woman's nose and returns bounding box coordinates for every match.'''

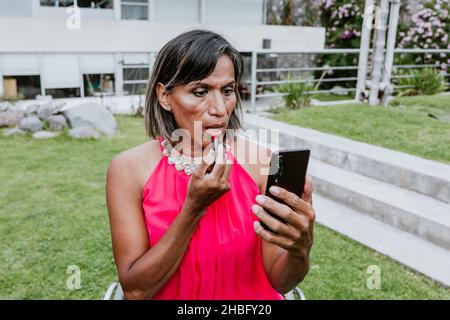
[209,90,227,116]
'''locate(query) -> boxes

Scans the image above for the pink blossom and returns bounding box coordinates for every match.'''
[322,0,334,10]
[341,30,354,40]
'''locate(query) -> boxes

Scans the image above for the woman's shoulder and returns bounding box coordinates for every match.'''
[107,138,162,192]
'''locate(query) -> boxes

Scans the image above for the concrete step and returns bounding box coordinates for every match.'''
[313,193,450,287]
[309,159,450,250]
[243,113,450,204]
[241,113,450,286]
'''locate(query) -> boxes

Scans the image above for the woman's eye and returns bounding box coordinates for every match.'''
[223,89,235,96]
[194,90,207,97]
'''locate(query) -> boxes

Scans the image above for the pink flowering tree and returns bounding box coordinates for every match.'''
[319,0,364,49]
[398,0,449,71]
[315,0,365,90]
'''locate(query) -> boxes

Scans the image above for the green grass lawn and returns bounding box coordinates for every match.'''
[1,115,449,299]
[271,94,450,164]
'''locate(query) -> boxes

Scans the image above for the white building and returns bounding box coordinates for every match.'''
[0,0,325,99]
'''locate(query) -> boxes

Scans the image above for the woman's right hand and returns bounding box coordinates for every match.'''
[183,142,232,216]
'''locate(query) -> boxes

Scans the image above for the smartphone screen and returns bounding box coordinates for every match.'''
[261,148,310,231]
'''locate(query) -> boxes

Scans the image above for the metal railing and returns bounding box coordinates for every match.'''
[247,48,450,113]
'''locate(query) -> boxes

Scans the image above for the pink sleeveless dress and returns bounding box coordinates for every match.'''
[141,136,284,300]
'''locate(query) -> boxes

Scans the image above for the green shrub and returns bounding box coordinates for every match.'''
[395,68,445,96]
[274,74,314,109]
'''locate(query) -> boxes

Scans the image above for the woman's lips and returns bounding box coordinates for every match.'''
[204,125,225,137]
[205,127,225,137]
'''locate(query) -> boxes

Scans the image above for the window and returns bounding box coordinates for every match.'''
[45,88,81,98]
[3,76,41,100]
[121,0,148,20]
[122,65,149,95]
[40,0,73,7]
[123,68,149,81]
[42,54,80,89]
[40,0,113,9]
[80,53,115,73]
[123,83,147,95]
[83,74,115,96]
[154,0,200,23]
[206,0,263,25]
[1,54,40,75]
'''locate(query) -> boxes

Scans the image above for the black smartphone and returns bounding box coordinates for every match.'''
[261,148,311,232]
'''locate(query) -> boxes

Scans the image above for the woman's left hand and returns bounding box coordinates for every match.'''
[252,175,315,259]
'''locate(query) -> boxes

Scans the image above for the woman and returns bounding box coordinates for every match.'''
[106,29,316,300]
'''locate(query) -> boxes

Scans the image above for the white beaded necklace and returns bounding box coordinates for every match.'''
[161,138,231,175]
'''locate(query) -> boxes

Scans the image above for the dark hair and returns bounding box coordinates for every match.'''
[144,29,244,139]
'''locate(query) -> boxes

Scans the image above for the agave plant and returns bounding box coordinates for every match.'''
[394,68,445,96]
[274,74,315,109]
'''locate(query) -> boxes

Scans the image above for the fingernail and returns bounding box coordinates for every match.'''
[255,195,265,204]
[253,221,261,231]
[251,204,260,215]
[205,150,215,163]
[270,186,280,195]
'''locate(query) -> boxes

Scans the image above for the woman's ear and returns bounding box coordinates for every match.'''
[156,82,172,112]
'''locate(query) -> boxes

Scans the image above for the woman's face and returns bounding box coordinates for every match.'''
[157,54,237,151]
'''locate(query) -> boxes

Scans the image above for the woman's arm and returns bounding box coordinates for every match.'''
[261,242,310,294]
[106,153,203,300]
[106,142,232,300]
[255,176,315,294]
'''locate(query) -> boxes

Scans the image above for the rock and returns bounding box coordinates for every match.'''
[47,115,67,131]
[36,95,52,102]
[69,126,100,139]
[25,104,39,116]
[32,130,59,139]
[19,116,43,132]
[37,102,56,119]
[0,101,13,112]
[0,110,26,128]
[53,101,66,111]
[330,86,349,96]
[3,128,26,136]
[63,102,116,136]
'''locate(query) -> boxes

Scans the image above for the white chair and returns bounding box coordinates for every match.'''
[103,282,306,300]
